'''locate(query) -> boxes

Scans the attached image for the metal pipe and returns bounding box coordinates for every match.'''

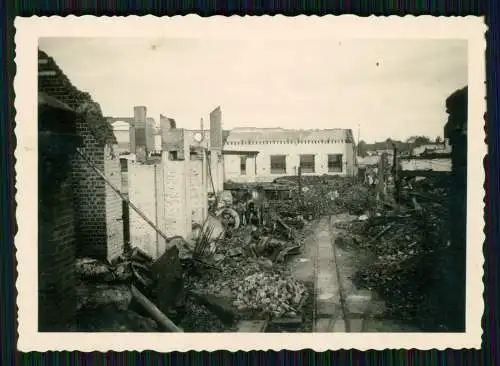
[75,147,171,242]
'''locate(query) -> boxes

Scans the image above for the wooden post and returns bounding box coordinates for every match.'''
[392,143,400,203]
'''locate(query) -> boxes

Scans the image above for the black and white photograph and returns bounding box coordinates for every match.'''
[15,16,485,351]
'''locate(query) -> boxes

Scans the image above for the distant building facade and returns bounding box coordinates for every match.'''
[222,127,358,183]
[107,106,156,162]
[411,143,449,157]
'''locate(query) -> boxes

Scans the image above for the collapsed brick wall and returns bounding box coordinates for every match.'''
[38,49,121,261]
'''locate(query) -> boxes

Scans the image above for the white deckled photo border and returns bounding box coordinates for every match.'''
[14,15,486,352]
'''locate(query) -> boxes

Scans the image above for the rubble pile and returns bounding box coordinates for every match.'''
[344,176,453,329]
[74,250,160,332]
[183,223,310,326]
[272,175,372,218]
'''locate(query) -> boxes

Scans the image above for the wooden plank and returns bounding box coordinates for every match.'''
[237,320,268,333]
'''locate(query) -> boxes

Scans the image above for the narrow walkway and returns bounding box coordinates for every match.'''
[289,214,418,333]
[313,217,345,332]
[333,214,422,332]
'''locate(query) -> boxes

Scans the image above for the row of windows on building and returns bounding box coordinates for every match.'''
[239,154,344,175]
[227,139,348,146]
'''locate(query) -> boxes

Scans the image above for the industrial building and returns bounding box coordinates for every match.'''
[223,127,358,183]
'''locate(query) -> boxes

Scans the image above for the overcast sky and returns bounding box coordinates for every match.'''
[39,37,467,143]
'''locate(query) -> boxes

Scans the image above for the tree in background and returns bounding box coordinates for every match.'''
[357,140,368,157]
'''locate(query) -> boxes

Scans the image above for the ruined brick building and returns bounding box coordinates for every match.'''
[38,50,124,331]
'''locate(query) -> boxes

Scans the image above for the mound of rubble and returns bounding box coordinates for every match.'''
[73,205,314,332]
[337,175,458,330]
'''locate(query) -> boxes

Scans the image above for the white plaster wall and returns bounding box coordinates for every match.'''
[224,155,257,183]
[223,141,354,182]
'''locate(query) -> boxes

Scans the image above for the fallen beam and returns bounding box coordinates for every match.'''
[131,284,183,332]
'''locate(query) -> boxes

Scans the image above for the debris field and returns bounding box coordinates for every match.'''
[73,173,455,332]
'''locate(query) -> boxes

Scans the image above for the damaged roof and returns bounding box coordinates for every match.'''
[225,127,353,143]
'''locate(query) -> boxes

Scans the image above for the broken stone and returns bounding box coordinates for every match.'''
[75,258,115,282]
[256,258,273,271]
[76,282,132,311]
[227,247,244,257]
[213,253,225,263]
[189,290,239,325]
[113,261,133,282]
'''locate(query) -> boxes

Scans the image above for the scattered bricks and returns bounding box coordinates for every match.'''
[189,290,239,325]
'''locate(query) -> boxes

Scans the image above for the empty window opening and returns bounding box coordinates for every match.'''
[270,155,286,174]
[240,156,247,175]
[300,154,315,173]
[328,154,343,172]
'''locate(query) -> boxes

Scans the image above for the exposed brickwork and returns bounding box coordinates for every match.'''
[38,49,124,262]
[38,165,76,331]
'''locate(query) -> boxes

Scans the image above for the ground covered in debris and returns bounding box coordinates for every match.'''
[71,174,461,332]
[335,175,461,331]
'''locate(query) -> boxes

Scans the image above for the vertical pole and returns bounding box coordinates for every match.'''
[154,163,160,258]
[357,123,360,157]
[392,144,400,203]
[120,158,131,252]
[201,118,208,220]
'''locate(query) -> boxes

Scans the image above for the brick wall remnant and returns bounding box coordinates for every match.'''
[38,49,124,262]
[38,99,79,331]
